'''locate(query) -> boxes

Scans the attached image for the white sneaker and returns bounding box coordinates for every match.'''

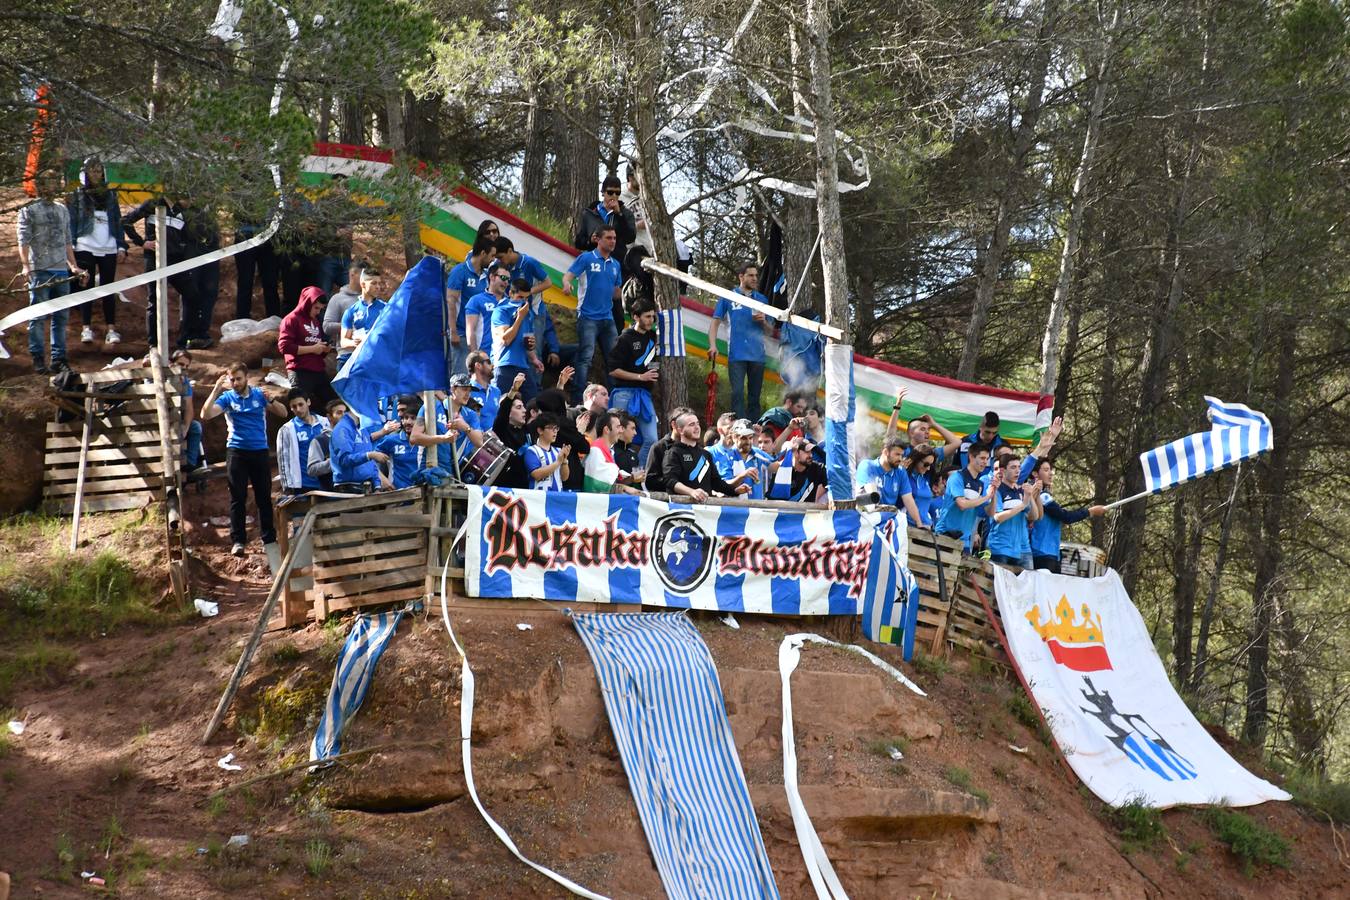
[81,326,95,343]
[105,328,121,346]
[231,542,246,557]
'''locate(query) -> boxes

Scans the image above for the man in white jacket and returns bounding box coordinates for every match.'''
[276,389,329,494]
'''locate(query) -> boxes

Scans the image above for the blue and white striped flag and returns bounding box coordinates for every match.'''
[1140,397,1273,494]
[309,609,404,767]
[658,308,685,358]
[861,522,920,660]
[572,612,780,900]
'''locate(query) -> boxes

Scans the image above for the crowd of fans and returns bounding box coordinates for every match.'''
[16,169,1101,572]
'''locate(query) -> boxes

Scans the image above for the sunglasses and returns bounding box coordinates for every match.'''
[496,273,510,280]
[604,189,621,196]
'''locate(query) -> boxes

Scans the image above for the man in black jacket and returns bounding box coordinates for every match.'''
[573,175,637,332]
[123,195,204,349]
[662,410,752,503]
[644,405,693,495]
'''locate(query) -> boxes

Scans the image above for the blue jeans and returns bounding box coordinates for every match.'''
[185,420,204,468]
[494,364,538,405]
[28,269,71,367]
[573,316,618,404]
[448,337,469,380]
[318,256,349,298]
[611,388,658,468]
[727,359,765,421]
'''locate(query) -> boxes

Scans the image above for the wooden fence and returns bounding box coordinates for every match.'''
[43,367,183,515]
[265,486,1112,667]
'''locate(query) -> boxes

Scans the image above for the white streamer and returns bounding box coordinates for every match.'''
[437,559,610,900]
[0,0,299,357]
[777,632,925,900]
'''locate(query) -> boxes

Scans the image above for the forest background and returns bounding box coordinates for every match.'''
[1,0,1346,787]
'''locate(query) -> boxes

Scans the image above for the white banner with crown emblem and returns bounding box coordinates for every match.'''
[993,567,1290,809]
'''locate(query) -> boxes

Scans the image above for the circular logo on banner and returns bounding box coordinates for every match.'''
[652,512,716,594]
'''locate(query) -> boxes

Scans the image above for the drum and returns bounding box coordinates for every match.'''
[460,434,512,485]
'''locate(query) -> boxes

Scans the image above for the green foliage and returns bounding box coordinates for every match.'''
[269,643,303,666]
[1201,807,1292,875]
[865,736,909,759]
[911,651,951,680]
[942,766,989,804]
[304,838,333,877]
[1112,799,1167,854]
[1284,770,1350,825]
[0,643,79,705]
[0,551,157,642]
[1006,693,1040,730]
[252,681,325,747]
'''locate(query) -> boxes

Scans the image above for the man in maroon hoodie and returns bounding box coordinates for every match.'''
[277,286,336,408]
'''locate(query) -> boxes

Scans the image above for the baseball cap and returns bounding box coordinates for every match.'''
[450,374,472,389]
[732,419,755,437]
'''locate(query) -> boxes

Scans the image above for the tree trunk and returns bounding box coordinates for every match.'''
[781,194,816,314]
[1107,140,1203,593]
[1052,294,1082,414]
[1091,307,1118,548]
[521,85,549,205]
[1190,466,1240,694]
[317,92,332,143]
[384,89,423,267]
[957,2,1056,381]
[1169,492,1203,689]
[1039,6,1117,396]
[632,0,686,416]
[1242,320,1295,747]
[606,95,626,179]
[339,96,363,145]
[806,0,853,497]
[551,93,601,232]
[1275,600,1325,775]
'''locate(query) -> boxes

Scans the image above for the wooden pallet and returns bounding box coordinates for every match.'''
[42,366,183,515]
[309,489,429,620]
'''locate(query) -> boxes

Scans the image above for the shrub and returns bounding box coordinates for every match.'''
[1113,799,1167,853]
[1201,807,1291,875]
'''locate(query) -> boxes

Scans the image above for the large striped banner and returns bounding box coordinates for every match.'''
[464,487,896,615]
[93,142,1050,443]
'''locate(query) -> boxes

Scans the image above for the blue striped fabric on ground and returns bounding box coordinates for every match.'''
[571,611,780,900]
[1140,396,1272,494]
[861,525,921,661]
[309,609,404,766]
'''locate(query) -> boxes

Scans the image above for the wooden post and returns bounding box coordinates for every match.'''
[148,353,181,529]
[68,397,94,551]
[202,511,316,744]
[154,205,169,360]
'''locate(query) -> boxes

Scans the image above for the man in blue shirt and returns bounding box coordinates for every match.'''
[856,436,923,528]
[490,278,542,403]
[200,362,288,556]
[466,350,502,425]
[934,442,997,552]
[337,265,387,370]
[331,407,399,493]
[494,236,550,298]
[956,411,1007,474]
[276,388,328,494]
[563,224,622,405]
[1028,458,1106,572]
[465,262,510,352]
[713,419,772,500]
[446,237,497,377]
[987,455,1043,568]
[708,262,772,420]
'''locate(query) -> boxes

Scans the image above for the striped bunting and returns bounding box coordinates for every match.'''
[309,609,404,767]
[860,521,920,661]
[658,307,686,358]
[1140,397,1273,495]
[571,612,780,900]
